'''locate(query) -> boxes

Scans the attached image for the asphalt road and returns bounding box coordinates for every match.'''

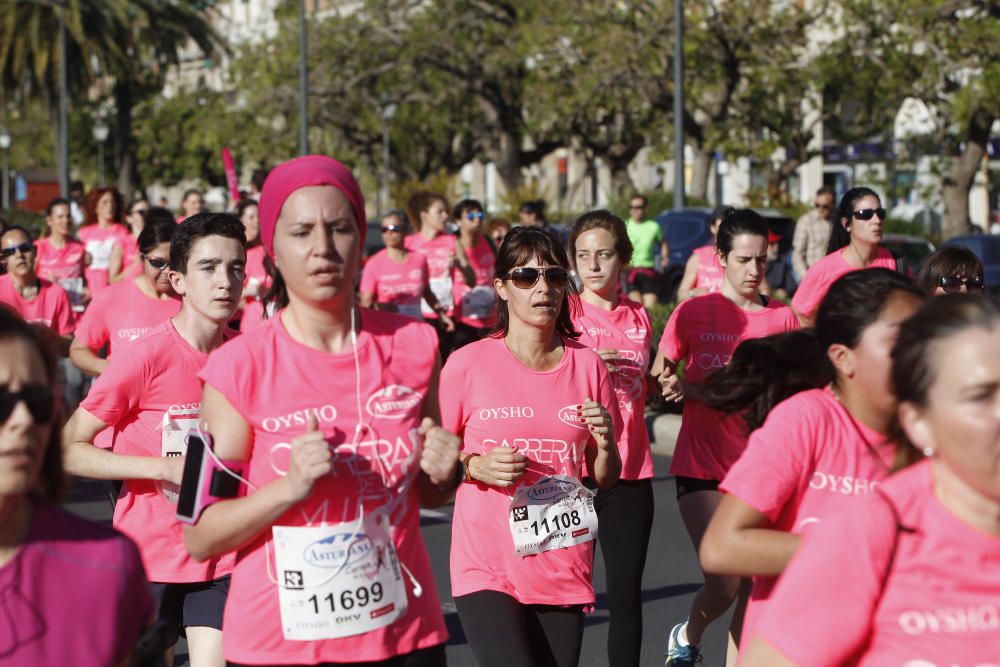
[65,452,735,667]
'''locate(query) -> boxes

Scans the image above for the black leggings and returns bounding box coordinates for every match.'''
[226,643,445,667]
[455,590,585,667]
[590,478,655,667]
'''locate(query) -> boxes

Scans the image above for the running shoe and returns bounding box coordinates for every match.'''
[664,621,703,666]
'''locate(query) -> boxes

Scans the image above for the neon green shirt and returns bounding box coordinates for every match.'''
[626,219,663,268]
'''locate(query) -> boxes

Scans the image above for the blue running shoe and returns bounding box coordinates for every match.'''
[664,621,703,666]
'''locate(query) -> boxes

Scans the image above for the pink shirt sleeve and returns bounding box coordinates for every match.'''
[790,258,831,317]
[753,494,899,665]
[50,285,76,336]
[657,301,687,363]
[439,351,469,438]
[74,294,110,350]
[199,339,253,422]
[359,255,379,295]
[80,345,147,430]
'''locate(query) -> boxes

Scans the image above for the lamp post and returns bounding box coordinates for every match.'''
[673,0,685,210]
[0,125,10,211]
[92,118,109,187]
[378,101,397,218]
[298,0,309,156]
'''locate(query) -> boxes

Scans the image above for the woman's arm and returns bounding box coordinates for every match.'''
[359,291,377,310]
[108,244,124,283]
[699,493,801,576]
[69,336,108,376]
[581,398,621,490]
[740,637,799,667]
[417,354,461,507]
[676,253,700,300]
[454,243,476,287]
[651,350,683,402]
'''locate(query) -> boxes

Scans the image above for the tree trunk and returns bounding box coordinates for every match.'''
[47,93,60,177]
[941,108,993,239]
[114,80,136,201]
[607,157,634,199]
[689,148,713,202]
[493,129,522,193]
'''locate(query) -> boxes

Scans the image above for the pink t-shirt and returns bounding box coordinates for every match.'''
[34,237,86,282]
[440,336,623,606]
[658,293,799,480]
[720,387,897,642]
[755,460,1000,667]
[359,248,430,319]
[452,236,497,328]
[73,278,180,356]
[572,296,654,480]
[692,245,724,294]
[0,502,153,667]
[78,223,130,294]
[404,232,456,318]
[80,321,236,583]
[240,245,272,332]
[199,310,448,664]
[0,275,76,336]
[791,247,896,319]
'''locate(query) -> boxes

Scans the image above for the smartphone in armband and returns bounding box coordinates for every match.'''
[176,430,245,525]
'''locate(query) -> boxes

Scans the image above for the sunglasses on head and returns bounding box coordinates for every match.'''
[145,256,169,270]
[465,211,484,221]
[381,224,403,233]
[506,266,570,290]
[1,242,35,258]
[851,208,887,221]
[939,275,985,293]
[0,384,55,423]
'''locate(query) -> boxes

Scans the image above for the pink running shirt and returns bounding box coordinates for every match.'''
[0,502,153,667]
[78,223,130,295]
[80,321,236,583]
[34,237,85,282]
[720,387,897,643]
[755,460,1000,667]
[73,278,179,357]
[404,232,456,318]
[359,248,430,319]
[572,296,654,480]
[658,292,799,480]
[452,236,497,328]
[199,310,448,665]
[791,247,896,319]
[692,245,725,294]
[240,245,272,331]
[0,275,76,335]
[440,336,623,606]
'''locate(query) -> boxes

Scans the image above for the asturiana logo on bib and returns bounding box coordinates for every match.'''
[303,532,373,569]
[527,477,576,501]
[366,385,422,419]
[558,404,588,430]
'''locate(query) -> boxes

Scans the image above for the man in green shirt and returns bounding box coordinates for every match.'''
[625,195,668,308]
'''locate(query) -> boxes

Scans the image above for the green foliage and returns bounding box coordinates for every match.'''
[1,208,44,237]
[646,302,676,355]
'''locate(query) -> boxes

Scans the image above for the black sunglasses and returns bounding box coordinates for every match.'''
[0,384,55,423]
[851,208,887,221]
[381,224,403,233]
[1,242,35,258]
[145,256,169,270]
[939,275,985,293]
[506,267,570,290]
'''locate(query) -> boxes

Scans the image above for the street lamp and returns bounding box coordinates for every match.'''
[298,0,309,156]
[0,125,10,210]
[92,118,109,187]
[673,0,685,210]
[378,100,397,218]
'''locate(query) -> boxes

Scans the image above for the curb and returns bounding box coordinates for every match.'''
[647,412,681,457]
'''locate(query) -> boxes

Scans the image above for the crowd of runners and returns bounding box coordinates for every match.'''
[0,154,997,667]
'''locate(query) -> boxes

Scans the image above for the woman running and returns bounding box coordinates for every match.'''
[359,211,452,325]
[742,294,1000,666]
[651,208,799,667]
[791,187,897,326]
[676,206,728,301]
[70,215,180,377]
[569,210,654,667]
[916,245,985,296]
[184,155,460,667]
[442,226,622,667]
[178,188,206,223]
[0,309,153,665]
[697,269,923,646]
[34,197,88,310]
[108,197,151,284]
[77,187,130,296]
[451,199,497,349]
[236,198,272,331]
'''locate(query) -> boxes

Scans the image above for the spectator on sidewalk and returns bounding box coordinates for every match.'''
[791,186,835,281]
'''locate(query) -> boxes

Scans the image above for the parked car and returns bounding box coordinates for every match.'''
[942,234,1000,293]
[880,234,935,277]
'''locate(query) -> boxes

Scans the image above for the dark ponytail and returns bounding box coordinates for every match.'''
[826,186,880,255]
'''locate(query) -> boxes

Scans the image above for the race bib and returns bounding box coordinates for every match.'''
[397,302,423,319]
[58,278,85,310]
[159,410,199,503]
[423,275,453,315]
[461,285,496,320]
[273,511,408,640]
[509,475,598,556]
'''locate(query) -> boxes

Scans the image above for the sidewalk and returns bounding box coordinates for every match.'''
[647,411,681,456]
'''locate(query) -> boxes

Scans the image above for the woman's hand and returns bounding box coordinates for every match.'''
[659,369,684,402]
[468,444,528,488]
[417,417,460,487]
[595,349,622,374]
[440,312,456,332]
[578,398,614,450]
[283,414,331,503]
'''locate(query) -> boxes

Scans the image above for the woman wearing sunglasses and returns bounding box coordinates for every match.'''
[791,187,898,327]
[742,294,1000,666]
[916,245,986,296]
[441,226,622,667]
[70,215,180,378]
[0,309,154,665]
[651,209,799,667]
[569,211,654,667]
[452,198,498,350]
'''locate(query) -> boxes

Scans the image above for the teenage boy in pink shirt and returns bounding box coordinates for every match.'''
[62,212,247,667]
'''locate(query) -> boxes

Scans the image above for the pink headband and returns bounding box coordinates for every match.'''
[258,155,367,258]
